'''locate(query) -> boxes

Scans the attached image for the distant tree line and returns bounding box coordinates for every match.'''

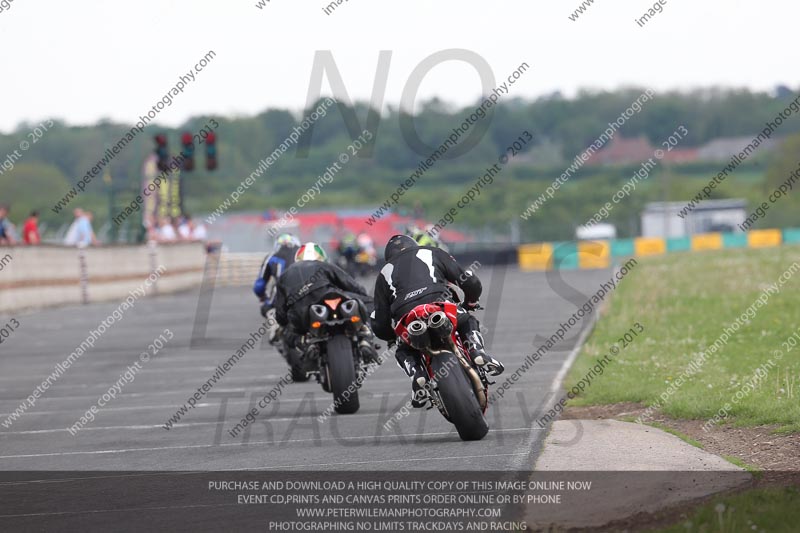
[0,86,797,241]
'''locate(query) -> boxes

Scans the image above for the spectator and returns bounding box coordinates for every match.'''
[0,205,15,245]
[156,216,177,242]
[190,218,208,241]
[22,211,40,245]
[177,214,207,242]
[177,215,191,240]
[64,208,97,247]
[84,211,99,246]
[64,208,82,245]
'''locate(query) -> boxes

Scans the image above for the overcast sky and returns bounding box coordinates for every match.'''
[0,0,794,132]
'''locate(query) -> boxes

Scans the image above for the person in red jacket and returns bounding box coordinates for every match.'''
[22,211,40,245]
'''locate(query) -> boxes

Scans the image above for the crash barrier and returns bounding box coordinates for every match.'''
[212,252,264,287]
[518,228,800,271]
[209,244,520,288]
[0,242,206,313]
[449,243,519,267]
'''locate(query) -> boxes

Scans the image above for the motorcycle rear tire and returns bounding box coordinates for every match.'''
[327,334,360,414]
[432,352,489,441]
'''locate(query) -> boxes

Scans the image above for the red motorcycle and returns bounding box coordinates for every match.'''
[394,301,490,441]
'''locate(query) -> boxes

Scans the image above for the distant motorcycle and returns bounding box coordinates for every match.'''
[394,301,490,441]
[354,249,377,276]
[305,291,373,414]
[336,248,377,278]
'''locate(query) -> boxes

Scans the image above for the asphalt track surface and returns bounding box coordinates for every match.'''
[0,266,611,472]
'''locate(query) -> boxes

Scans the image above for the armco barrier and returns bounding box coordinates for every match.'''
[518,228,800,271]
[213,252,264,287]
[209,246,521,289]
[449,244,519,268]
[0,242,206,313]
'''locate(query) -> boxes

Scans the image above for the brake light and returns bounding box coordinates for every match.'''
[311,321,322,329]
[350,316,360,323]
[324,298,342,310]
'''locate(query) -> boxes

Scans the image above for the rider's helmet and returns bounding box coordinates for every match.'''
[295,242,328,262]
[384,234,418,261]
[275,233,300,251]
[356,232,373,247]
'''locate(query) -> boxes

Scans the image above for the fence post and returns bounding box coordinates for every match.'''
[147,240,160,296]
[78,243,90,305]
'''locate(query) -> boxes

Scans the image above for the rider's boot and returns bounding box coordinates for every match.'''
[263,307,281,344]
[356,324,380,363]
[464,330,505,376]
[396,351,429,408]
[269,325,283,345]
[260,301,272,319]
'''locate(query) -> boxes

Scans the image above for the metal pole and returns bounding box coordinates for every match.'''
[78,243,89,305]
[147,240,159,296]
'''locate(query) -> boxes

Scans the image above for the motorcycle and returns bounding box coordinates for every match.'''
[305,291,372,414]
[394,301,490,441]
[353,249,378,276]
[336,248,377,278]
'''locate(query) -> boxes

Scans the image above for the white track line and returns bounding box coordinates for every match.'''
[0,503,238,519]
[507,308,600,471]
[0,428,539,460]
[255,452,531,470]
[0,392,411,417]
[0,387,275,402]
[1,412,385,435]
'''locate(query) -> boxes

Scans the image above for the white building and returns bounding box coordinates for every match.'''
[641,199,747,238]
[575,223,617,241]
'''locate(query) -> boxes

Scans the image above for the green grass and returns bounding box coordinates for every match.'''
[654,487,800,532]
[647,422,704,449]
[722,456,761,474]
[565,247,800,432]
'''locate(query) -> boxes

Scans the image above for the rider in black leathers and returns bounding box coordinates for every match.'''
[274,242,377,360]
[370,235,504,406]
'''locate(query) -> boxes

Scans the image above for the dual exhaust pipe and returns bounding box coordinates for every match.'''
[407,311,453,349]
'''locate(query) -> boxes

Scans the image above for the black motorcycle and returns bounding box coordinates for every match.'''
[305,291,371,414]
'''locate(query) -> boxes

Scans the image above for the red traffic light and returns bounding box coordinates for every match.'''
[181,132,193,145]
[155,134,167,146]
[205,132,216,144]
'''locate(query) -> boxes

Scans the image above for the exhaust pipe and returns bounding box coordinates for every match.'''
[427,311,452,332]
[427,311,453,346]
[406,319,430,350]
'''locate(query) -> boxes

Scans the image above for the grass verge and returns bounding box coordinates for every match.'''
[565,247,800,433]
[655,487,800,532]
[647,422,704,449]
